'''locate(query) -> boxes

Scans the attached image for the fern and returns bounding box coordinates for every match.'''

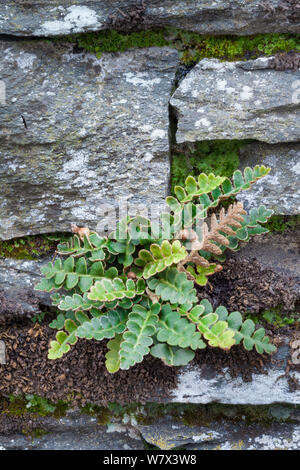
[76,308,128,341]
[119,303,160,370]
[146,267,197,305]
[105,335,123,373]
[135,240,187,279]
[36,167,276,372]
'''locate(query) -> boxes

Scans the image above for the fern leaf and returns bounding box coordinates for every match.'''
[156,304,206,350]
[208,205,274,258]
[150,343,195,366]
[37,258,118,293]
[58,292,103,311]
[167,173,226,207]
[57,233,108,261]
[135,240,187,279]
[226,312,276,354]
[147,267,197,305]
[119,303,161,370]
[180,301,236,350]
[200,202,247,256]
[199,166,271,212]
[105,334,123,373]
[88,278,145,302]
[48,311,90,359]
[76,308,128,340]
[186,263,219,286]
[209,305,276,354]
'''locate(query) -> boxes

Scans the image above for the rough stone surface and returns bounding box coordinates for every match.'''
[0,257,52,323]
[170,57,300,145]
[166,344,300,405]
[237,142,300,215]
[0,406,299,450]
[137,414,300,450]
[0,1,298,36]
[236,230,300,289]
[0,410,144,450]
[0,40,178,240]
[162,338,300,405]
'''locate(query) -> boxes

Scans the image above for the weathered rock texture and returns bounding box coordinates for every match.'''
[166,339,300,405]
[137,415,300,450]
[0,257,52,325]
[170,57,300,145]
[0,41,178,240]
[0,410,144,450]
[237,142,300,214]
[236,230,300,289]
[1,406,299,450]
[0,1,298,37]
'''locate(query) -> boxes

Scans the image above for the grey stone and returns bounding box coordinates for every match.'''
[0,1,298,37]
[237,142,300,215]
[137,415,300,450]
[0,257,53,321]
[170,57,300,144]
[0,41,178,240]
[0,410,144,450]
[159,338,300,405]
[236,229,300,289]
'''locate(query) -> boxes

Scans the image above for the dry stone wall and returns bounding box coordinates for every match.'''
[0,1,299,37]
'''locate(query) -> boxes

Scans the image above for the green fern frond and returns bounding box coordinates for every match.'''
[146,267,197,305]
[119,303,161,369]
[135,240,187,279]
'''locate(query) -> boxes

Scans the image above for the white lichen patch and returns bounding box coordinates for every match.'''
[36,6,101,35]
[193,431,220,442]
[150,129,166,139]
[195,118,211,128]
[125,72,161,89]
[141,124,153,132]
[292,162,300,174]
[171,362,300,405]
[216,79,227,91]
[15,52,36,71]
[240,85,253,100]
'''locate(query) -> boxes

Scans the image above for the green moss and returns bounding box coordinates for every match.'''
[0,233,71,260]
[31,428,49,439]
[264,215,300,233]
[0,394,68,419]
[2,395,298,441]
[171,140,251,194]
[175,32,300,65]
[51,29,299,65]
[80,403,113,426]
[246,306,299,329]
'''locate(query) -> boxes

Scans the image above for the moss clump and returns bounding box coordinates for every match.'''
[171,140,251,194]
[264,215,300,233]
[75,29,170,56]
[175,32,300,65]
[52,29,299,65]
[80,403,113,426]
[0,233,71,260]
[1,395,68,419]
[247,306,300,329]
